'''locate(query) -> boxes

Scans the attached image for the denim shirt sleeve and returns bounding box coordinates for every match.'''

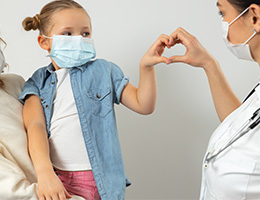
[110,62,129,104]
[19,69,44,104]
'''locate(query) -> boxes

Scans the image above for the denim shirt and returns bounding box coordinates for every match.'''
[19,59,130,200]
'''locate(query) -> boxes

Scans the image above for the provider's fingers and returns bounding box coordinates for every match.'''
[156,34,170,49]
[168,55,187,63]
[169,27,192,48]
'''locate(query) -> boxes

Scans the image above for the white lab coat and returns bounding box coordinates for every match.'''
[200,85,260,200]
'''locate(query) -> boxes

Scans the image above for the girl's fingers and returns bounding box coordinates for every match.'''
[64,188,72,198]
[51,195,59,200]
[58,192,67,200]
[156,56,170,64]
[40,196,46,200]
[45,196,52,200]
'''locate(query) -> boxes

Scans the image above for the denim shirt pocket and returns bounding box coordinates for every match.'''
[86,87,112,117]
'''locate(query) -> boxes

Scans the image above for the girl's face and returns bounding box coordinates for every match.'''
[217,0,255,45]
[43,8,92,52]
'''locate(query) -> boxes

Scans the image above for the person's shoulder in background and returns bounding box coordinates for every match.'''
[0,73,25,99]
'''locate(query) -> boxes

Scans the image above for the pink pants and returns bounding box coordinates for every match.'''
[55,169,101,200]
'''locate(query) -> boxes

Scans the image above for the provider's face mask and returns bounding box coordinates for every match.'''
[44,35,96,68]
[222,7,256,61]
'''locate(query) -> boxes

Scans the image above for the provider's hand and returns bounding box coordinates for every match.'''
[168,27,217,69]
[37,169,72,200]
[140,34,171,68]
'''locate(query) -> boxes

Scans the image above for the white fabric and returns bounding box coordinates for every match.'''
[200,83,260,200]
[50,68,91,171]
[0,73,84,200]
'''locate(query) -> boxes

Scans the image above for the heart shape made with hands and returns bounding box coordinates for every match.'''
[162,39,187,61]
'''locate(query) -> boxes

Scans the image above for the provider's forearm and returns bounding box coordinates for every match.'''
[204,60,241,122]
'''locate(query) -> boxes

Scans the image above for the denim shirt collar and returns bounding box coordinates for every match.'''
[45,61,91,75]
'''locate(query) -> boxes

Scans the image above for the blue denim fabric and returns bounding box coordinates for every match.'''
[19,59,131,200]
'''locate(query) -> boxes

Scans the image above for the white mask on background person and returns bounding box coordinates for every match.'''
[44,35,96,69]
[221,7,257,61]
[0,50,5,73]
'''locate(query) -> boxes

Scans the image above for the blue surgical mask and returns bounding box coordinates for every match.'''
[44,35,96,68]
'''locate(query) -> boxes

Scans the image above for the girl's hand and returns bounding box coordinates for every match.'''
[140,34,171,68]
[37,169,72,200]
[168,27,217,70]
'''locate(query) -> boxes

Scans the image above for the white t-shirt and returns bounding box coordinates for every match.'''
[200,84,260,200]
[49,68,91,171]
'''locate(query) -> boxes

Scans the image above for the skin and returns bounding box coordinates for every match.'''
[24,8,171,200]
[167,1,260,122]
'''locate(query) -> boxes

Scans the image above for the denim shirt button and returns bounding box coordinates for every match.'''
[96,94,101,99]
[41,97,44,101]
[51,81,55,84]
[45,105,50,109]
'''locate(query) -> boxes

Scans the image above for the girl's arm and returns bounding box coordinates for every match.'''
[23,95,71,200]
[168,27,241,122]
[120,34,171,115]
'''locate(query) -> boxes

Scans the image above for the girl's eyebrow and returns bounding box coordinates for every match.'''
[216,2,222,7]
[59,26,91,30]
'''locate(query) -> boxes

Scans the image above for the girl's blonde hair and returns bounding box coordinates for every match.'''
[0,37,6,89]
[22,0,87,35]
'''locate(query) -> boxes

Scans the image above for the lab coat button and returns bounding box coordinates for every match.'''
[204,163,208,169]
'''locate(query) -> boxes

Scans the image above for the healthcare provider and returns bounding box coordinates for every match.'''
[168,0,260,199]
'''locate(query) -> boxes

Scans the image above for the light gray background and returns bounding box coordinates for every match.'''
[1,0,259,199]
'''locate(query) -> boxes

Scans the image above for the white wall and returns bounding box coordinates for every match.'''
[1,0,259,199]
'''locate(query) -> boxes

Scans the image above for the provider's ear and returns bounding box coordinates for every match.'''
[37,35,51,51]
[250,4,260,33]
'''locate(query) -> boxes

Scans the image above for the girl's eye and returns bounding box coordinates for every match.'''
[218,11,224,17]
[63,32,72,36]
[82,32,90,37]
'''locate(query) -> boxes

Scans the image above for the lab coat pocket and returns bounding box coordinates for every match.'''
[86,87,112,117]
[206,148,256,200]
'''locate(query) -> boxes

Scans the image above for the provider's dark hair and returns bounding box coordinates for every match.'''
[227,0,260,12]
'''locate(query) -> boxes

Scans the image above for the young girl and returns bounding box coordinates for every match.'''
[20,0,171,199]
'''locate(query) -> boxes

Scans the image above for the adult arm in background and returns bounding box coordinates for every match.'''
[168,27,241,122]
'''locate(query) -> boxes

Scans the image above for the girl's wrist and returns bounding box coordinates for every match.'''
[139,63,155,71]
[34,162,54,175]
